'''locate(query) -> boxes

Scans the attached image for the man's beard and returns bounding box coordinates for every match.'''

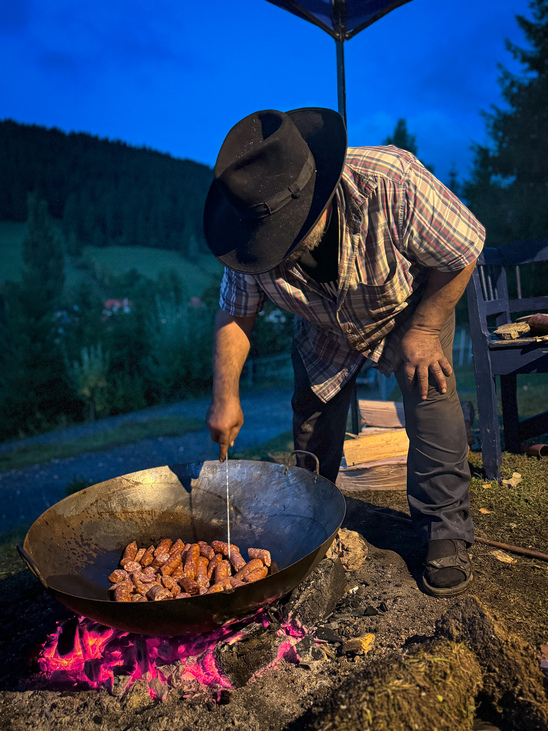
[283,215,329,265]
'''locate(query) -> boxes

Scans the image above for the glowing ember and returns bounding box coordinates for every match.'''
[37,610,306,701]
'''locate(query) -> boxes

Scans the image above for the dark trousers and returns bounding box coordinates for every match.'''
[292,312,474,545]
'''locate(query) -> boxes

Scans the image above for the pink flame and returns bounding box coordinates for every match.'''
[37,609,304,701]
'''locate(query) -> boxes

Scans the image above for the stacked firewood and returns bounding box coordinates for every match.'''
[108,539,272,602]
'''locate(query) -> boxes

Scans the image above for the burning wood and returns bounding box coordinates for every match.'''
[109,540,273,601]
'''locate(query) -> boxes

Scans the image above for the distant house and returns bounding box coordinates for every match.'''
[103,298,133,318]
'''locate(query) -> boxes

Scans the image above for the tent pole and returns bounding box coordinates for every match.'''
[335,36,347,125]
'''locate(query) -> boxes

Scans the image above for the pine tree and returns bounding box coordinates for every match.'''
[464,0,548,244]
[383,118,418,155]
[0,195,75,438]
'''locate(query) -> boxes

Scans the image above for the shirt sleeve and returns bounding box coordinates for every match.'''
[219,267,267,317]
[399,156,485,271]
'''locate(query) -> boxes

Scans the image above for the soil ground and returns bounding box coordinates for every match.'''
[0,388,547,729]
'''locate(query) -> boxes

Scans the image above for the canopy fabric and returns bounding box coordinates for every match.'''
[265,0,412,40]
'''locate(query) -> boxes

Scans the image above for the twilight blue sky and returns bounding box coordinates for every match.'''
[0,0,533,184]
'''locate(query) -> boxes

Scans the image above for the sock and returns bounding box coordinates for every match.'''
[425,539,467,588]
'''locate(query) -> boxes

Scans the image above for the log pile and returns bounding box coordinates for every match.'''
[337,399,475,492]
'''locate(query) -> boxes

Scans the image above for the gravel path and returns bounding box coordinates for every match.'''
[0,387,293,534]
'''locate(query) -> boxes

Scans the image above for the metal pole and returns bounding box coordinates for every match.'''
[335,36,347,124]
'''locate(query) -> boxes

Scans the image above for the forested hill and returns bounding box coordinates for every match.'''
[0,119,213,258]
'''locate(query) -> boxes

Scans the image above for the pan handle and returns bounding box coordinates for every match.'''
[289,450,320,475]
[17,545,49,589]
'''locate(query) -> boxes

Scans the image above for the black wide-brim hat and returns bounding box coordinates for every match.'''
[203,108,347,274]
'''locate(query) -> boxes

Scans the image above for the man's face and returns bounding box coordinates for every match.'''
[283,205,331,265]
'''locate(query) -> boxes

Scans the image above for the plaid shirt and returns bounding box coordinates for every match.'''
[219,146,485,402]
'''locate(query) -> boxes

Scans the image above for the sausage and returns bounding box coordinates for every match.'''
[243,566,268,583]
[214,560,231,585]
[198,541,215,560]
[207,553,223,580]
[151,551,170,570]
[169,538,185,555]
[248,548,271,567]
[132,573,149,596]
[146,585,171,601]
[171,582,182,597]
[131,594,147,602]
[122,541,138,563]
[160,550,182,576]
[171,563,185,579]
[175,592,192,599]
[234,559,264,581]
[140,545,155,567]
[161,575,175,590]
[178,576,200,595]
[229,551,246,572]
[108,569,128,583]
[183,544,200,580]
[140,566,157,582]
[212,540,240,556]
[120,560,142,573]
[114,582,133,602]
[195,556,210,588]
[134,547,146,564]
[206,583,225,594]
[229,577,245,588]
[154,538,173,557]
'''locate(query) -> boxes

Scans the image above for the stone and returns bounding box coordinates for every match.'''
[326,528,369,572]
[281,557,348,629]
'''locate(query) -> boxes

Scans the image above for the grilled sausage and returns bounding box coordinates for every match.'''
[109,569,128,583]
[234,558,264,581]
[214,560,231,585]
[140,545,155,567]
[243,566,268,583]
[248,548,272,567]
[207,553,223,580]
[122,541,138,563]
[183,543,200,580]
[151,551,170,570]
[175,592,192,599]
[169,538,185,555]
[229,551,246,572]
[121,560,142,573]
[134,547,146,564]
[141,566,157,582]
[131,594,147,602]
[198,541,215,560]
[146,585,171,601]
[161,575,175,590]
[154,538,173,557]
[114,582,133,602]
[178,576,200,595]
[171,582,182,597]
[212,540,240,556]
[195,556,210,588]
[160,550,182,576]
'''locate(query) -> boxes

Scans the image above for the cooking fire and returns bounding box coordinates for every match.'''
[38,609,306,701]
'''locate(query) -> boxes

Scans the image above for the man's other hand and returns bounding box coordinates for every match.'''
[393,326,453,400]
[206,396,244,462]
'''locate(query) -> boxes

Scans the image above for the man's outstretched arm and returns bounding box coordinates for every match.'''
[206,309,257,461]
[393,260,477,400]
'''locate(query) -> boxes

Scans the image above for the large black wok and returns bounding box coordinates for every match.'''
[20,459,346,636]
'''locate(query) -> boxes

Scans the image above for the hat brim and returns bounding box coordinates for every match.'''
[203,108,347,275]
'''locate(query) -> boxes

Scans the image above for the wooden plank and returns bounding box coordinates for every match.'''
[358,399,405,428]
[343,428,409,466]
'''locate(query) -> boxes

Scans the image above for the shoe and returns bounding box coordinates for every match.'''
[422,539,473,597]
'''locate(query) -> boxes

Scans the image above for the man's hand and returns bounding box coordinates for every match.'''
[206,395,244,462]
[207,310,256,461]
[393,325,453,400]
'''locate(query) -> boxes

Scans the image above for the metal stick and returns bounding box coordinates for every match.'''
[225,454,231,561]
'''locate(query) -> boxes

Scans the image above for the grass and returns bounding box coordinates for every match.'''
[0,415,205,472]
[82,245,223,297]
[0,221,223,297]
